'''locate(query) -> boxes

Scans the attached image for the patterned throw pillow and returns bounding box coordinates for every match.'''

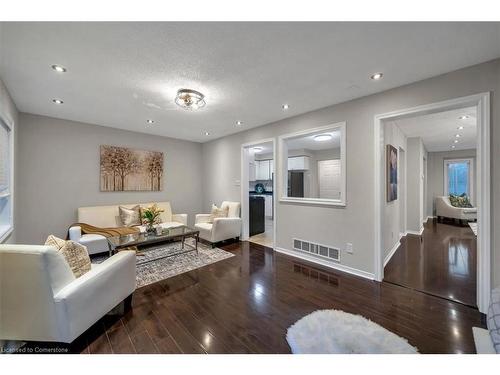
[449,194,473,208]
[119,205,142,227]
[488,287,500,353]
[208,204,229,223]
[45,235,91,278]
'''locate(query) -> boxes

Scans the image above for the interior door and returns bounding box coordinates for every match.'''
[318,159,341,199]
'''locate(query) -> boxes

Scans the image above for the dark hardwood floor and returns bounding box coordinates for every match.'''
[22,240,484,354]
[384,219,477,307]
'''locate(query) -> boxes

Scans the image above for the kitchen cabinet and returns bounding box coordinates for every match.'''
[288,156,310,171]
[264,195,273,217]
[249,161,256,181]
[255,159,273,180]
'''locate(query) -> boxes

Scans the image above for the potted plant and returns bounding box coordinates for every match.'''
[141,204,164,235]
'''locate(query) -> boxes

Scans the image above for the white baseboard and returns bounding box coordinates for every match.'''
[383,240,401,267]
[405,226,424,236]
[274,246,375,280]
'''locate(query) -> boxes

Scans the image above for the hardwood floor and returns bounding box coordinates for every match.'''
[21,241,484,354]
[384,219,477,307]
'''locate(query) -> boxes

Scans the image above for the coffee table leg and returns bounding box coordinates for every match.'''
[182,235,185,249]
[196,233,199,255]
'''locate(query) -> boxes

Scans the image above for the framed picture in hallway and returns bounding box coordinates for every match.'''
[100,145,164,191]
[386,144,397,202]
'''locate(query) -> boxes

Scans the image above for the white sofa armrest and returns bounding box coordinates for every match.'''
[68,226,82,242]
[172,213,188,226]
[54,251,136,342]
[195,214,212,224]
[211,217,242,242]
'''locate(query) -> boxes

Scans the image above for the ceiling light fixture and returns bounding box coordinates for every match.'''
[282,104,289,110]
[370,72,383,80]
[457,126,464,130]
[451,145,456,149]
[51,64,67,73]
[236,121,243,126]
[314,134,333,142]
[204,131,210,136]
[253,147,263,152]
[175,89,206,110]
[455,134,461,138]
[52,98,64,104]
[453,139,459,143]
[146,119,154,124]
[459,115,469,120]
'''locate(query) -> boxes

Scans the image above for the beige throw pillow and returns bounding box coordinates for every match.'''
[209,204,229,223]
[45,235,91,278]
[119,205,142,227]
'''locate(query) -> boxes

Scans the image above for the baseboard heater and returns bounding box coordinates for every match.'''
[293,238,340,262]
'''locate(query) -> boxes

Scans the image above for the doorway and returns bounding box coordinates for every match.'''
[240,139,276,248]
[374,93,491,313]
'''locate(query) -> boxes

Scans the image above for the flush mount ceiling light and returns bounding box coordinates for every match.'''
[459,115,469,120]
[146,119,154,124]
[253,147,263,152]
[451,145,456,149]
[454,139,459,143]
[370,72,383,80]
[204,131,210,136]
[457,126,464,130]
[282,104,289,110]
[455,134,461,138]
[236,120,243,126]
[175,89,206,110]
[314,134,333,142]
[51,64,67,73]
[52,98,64,104]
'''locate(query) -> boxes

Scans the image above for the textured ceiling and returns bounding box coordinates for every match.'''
[0,22,499,142]
[395,107,477,152]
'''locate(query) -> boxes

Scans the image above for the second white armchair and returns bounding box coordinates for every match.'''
[195,201,241,247]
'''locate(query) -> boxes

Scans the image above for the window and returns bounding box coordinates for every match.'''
[444,158,474,201]
[279,122,346,206]
[0,118,13,242]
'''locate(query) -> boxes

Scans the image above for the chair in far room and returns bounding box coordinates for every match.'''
[194,201,241,247]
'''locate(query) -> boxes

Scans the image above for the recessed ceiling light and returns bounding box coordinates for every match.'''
[370,72,383,80]
[457,126,464,130]
[146,119,154,124]
[459,115,469,120]
[455,134,461,138]
[453,139,459,143]
[451,145,456,149]
[282,104,289,110]
[314,134,333,142]
[175,89,206,110]
[253,147,263,152]
[204,131,210,136]
[236,121,243,126]
[52,99,64,104]
[51,64,67,73]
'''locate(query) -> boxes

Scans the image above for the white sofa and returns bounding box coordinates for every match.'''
[69,201,187,255]
[195,201,241,247]
[0,244,136,343]
[435,196,477,222]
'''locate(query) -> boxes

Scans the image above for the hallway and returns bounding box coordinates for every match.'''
[384,219,477,307]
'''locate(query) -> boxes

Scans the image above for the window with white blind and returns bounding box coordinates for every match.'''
[0,118,13,242]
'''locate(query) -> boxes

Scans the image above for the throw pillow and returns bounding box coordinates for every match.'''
[487,286,500,353]
[209,204,229,223]
[449,194,473,208]
[45,235,91,278]
[119,205,142,227]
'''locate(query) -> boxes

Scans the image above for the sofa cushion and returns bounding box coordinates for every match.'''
[119,205,142,227]
[45,235,91,278]
[487,286,500,353]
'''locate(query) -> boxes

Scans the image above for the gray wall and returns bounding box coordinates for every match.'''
[406,137,427,233]
[16,113,203,244]
[202,59,500,285]
[427,149,477,216]
[0,78,18,244]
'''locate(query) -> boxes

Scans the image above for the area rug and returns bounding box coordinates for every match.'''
[92,238,234,288]
[286,309,419,354]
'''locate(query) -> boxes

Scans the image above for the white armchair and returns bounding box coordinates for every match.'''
[195,201,241,247]
[0,244,136,343]
[435,196,477,223]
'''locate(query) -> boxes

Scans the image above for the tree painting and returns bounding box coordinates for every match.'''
[100,145,164,191]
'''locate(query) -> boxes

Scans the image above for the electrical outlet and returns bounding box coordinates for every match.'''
[346,243,353,254]
[391,231,394,239]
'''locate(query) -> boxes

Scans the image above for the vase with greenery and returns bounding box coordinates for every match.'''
[141,204,164,235]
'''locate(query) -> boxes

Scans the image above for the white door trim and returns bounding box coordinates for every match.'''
[373,92,491,313]
[240,138,277,249]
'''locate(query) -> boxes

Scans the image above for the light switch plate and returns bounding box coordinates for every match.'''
[346,243,353,254]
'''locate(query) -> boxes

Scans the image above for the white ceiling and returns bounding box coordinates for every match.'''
[0,22,499,143]
[394,107,477,152]
[287,129,341,151]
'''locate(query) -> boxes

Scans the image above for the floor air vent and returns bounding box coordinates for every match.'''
[293,239,340,262]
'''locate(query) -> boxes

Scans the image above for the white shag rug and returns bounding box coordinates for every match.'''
[286,309,419,354]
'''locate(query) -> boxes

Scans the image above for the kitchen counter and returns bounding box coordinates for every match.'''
[249,191,273,195]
